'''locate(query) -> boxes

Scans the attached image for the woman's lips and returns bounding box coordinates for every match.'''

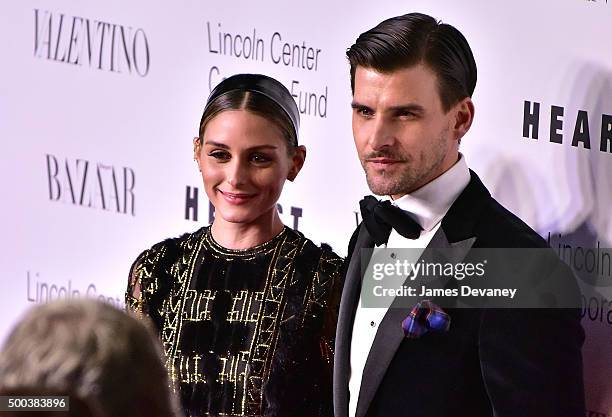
[218,190,256,205]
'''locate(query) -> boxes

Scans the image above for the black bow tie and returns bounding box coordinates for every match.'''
[359,196,423,246]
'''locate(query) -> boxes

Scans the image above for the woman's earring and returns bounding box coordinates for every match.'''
[193,153,200,171]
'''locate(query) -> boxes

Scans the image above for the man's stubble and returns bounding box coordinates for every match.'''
[363,128,451,197]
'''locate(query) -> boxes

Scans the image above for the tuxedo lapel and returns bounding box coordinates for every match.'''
[334,224,374,417]
[354,217,479,417]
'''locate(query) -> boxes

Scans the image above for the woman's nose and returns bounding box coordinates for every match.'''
[226,158,248,188]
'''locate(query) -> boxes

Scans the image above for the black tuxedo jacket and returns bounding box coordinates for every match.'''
[333,170,585,417]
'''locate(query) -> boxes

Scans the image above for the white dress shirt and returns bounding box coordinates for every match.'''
[348,155,471,417]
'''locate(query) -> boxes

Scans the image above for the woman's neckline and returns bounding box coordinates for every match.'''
[205,225,289,257]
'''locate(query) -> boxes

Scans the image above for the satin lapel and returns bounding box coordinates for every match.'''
[355,228,476,417]
[334,225,374,417]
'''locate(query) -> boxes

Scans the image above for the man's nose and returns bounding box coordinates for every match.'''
[369,116,395,150]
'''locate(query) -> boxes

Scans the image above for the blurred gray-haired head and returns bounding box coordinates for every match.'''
[0,299,183,417]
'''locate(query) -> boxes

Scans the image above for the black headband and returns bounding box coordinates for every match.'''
[201,74,300,145]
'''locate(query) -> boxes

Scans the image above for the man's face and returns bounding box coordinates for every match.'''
[351,64,460,199]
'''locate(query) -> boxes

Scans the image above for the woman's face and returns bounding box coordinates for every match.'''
[194,109,305,226]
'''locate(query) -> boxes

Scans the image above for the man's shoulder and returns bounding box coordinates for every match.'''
[447,169,549,249]
[474,197,549,249]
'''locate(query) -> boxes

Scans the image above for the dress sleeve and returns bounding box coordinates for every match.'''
[314,248,345,365]
[263,245,344,417]
[125,237,182,332]
[125,242,170,318]
[125,249,151,317]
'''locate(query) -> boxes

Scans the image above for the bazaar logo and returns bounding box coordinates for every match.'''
[46,154,136,216]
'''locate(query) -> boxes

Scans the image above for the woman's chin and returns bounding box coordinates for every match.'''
[213,205,281,227]
[214,206,261,225]
[217,212,254,225]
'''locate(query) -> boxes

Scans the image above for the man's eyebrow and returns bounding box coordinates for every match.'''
[350,101,425,113]
[387,104,425,113]
[350,101,371,109]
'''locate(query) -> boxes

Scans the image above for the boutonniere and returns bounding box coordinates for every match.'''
[401,300,451,339]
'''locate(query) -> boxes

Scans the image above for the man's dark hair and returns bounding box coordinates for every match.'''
[347,12,477,112]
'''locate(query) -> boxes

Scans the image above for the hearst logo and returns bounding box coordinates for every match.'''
[46,154,136,215]
[34,9,150,76]
[522,101,612,153]
[184,185,303,230]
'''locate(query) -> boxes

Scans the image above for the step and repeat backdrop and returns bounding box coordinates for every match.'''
[1,0,611,414]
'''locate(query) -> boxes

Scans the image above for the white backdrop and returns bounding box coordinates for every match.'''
[1,0,611,414]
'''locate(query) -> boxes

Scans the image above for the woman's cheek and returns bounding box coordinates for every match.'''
[202,164,224,183]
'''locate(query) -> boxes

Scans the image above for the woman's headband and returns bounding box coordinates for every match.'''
[201,74,300,145]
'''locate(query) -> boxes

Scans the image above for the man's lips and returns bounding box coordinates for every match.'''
[366,157,403,166]
[217,190,256,204]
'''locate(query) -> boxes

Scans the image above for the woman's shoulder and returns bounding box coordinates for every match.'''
[126,226,210,315]
[130,226,209,275]
[286,227,343,261]
[285,228,343,270]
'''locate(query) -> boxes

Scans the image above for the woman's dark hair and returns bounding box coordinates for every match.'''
[347,12,477,112]
[198,90,297,154]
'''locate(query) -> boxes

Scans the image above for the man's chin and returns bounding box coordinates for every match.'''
[366,181,400,197]
[365,170,418,196]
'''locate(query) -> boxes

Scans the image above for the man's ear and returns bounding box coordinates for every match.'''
[193,137,202,171]
[451,97,475,141]
[287,145,307,181]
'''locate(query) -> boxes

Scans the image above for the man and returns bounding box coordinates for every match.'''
[0,299,183,417]
[334,12,585,417]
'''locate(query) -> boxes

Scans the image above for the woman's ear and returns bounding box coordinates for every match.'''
[287,145,306,181]
[193,137,202,171]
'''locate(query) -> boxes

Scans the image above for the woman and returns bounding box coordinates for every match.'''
[126,74,343,417]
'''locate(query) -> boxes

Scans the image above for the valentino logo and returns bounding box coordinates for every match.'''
[523,101,612,153]
[184,185,303,230]
[33,9,150,76]
[46,154,136,215]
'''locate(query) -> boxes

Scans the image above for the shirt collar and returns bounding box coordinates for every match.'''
[384,154,470,232]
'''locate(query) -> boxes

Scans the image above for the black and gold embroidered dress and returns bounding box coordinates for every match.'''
[126,226,343,417]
